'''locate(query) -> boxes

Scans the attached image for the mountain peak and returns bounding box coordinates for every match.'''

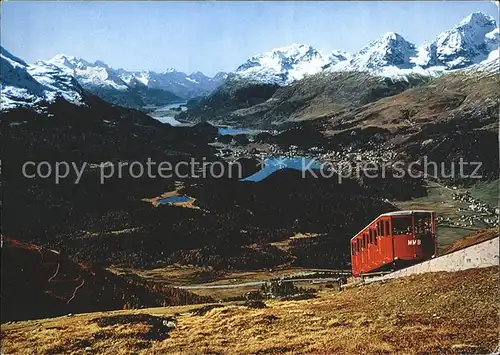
[93,60,110,68]
[381,32,404,41]
[272,43,311,53]
[372,32,412,46]
[48,54,90,69]
[459,11,495,27]
[245,43,322,62]
[359,31,414,55]
[235,43,327,85]
[337,31,417,72]
[50,53,74,61]
[1,47,86,110]
[417,11,498,69]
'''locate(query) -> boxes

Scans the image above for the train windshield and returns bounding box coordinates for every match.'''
[392,217,412,235]
[414,212,433,236]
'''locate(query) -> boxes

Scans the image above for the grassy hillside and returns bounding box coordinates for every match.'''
[441,228,498,255]
[1,238,212,322]
[317,69,499,135]
[181,71,428,128]
[253,69,499,180]
[230,71,430,127]
[2,267,497,354]
[178,74,280,124]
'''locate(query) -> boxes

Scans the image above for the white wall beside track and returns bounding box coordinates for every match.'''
[361,237,499,285]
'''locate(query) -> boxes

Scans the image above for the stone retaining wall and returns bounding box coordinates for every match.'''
[359,237,499,285]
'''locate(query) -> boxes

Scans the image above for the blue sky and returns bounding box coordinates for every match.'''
[2,1,498,76]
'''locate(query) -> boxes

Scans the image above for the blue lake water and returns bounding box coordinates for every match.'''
[242,156,322,182]
[150,102,187,126]
[156,116,182,126]
[218,128,251,135]
[155,102,188,112]
[158,195,191,205]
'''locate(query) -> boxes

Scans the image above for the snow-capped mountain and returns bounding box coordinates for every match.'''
[332,11,499,77]
[1,48,226,111]
[130,69,227,99]
[42,55,130,90]
[414,12,498,70]
[43,55,227,100]
[328,50,351,65]
[233,12,499,84]
[38,56,187,108]
[234,44,329,85]
[2,11,497,112]
[1,47,87,111]
[331,32,423,76]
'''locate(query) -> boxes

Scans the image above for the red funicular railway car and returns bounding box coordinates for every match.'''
[350,210,437,276]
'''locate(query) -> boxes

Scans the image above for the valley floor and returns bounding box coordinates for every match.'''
[110,266,340,300]
[2,267,498,354]
[394,181,499,249]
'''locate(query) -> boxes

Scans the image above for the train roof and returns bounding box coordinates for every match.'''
[350,210,435,241]
[379,210,434,217]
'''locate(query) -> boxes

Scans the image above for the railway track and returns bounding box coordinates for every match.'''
[178,271,352,290]
[343,236,499,289]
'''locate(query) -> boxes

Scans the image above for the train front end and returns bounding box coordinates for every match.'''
[392,211,437,263]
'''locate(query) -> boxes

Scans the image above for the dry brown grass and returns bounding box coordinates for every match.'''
[321,70,499,136]
[442,228,499,255]
[270,233,324,252]
[2,267,498,354]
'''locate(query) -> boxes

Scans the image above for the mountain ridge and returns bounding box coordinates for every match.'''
[0,47,89,111]
[43,54,228,100]
[2,11,497,113]
[234,12,498,84]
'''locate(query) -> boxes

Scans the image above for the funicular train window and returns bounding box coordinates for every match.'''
[385,220,390,236]
[352,242,356,256]
[392,217,412,235]
[374,226,378,245]
[414,213,432,235]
